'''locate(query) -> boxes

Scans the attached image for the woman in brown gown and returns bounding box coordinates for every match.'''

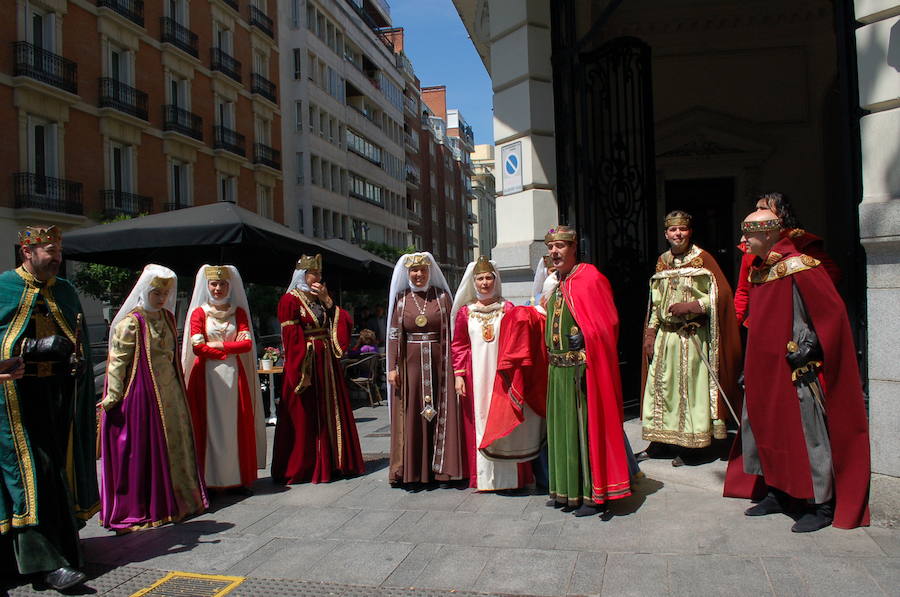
[386,252,467,488]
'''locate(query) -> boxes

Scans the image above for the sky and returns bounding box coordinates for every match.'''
[387,0,494,146]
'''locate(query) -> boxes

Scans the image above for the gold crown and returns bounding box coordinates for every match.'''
[149,276,175,291]
[741,218,782,233]
[404,254,431,268]
[664,215,692,228]
[204,266,230,281]
[18,225,62,247]
[544,226,577,244]
[296,254,322,271]
[473,256,495,275]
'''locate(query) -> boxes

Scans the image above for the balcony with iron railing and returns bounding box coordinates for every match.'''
[405,163,420,188]
[404,131,420,153]
[13,173,83,214]
[407,209,422,225]
[162,104,203,140]
[254,143,280,170]
[251,72,276,103]
[98,77,148,120]
[211,47,242,83]
[102,189,152,217]
[248,5,274,38]
[159,17,198,58]
[96,0,144,26]
[213,125,246,156]
[404,94,418,116]
[12,42,78,95]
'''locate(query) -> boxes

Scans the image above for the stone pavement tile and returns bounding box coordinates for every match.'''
[557,515,643,553]
[382,542,444,588]
[334,479,380,508]
[862,557,900,595]
[379,510,428,541]
[245,505,360,538]
[866,527,900,557]
[401,544,493,591]
[473,547,578,596]
[668,555,771,597]
[125,530,274,573]
[790,556,887,597]
[566,551,607,596]
[600,553,669,597]
[697,512,819,556]
[339,482,408,510]
[810,526,887,556]
[331,509,404,540]
[273,477,362,507]
[760,556,813,597]
[302,539,414,585]
[395,510,540,547]
[467,492,531,515]
[240,538,339,579]
[396,487,473,511]
[193,501,281,535]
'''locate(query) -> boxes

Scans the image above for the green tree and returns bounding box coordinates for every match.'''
[360,241,418,263]
[72,263,137,305]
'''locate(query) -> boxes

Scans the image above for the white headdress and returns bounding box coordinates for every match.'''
[450,258,503,328]
[385,252,451,412]
[108,264,177,352]
[180,264,266,467]
[530,256,558,312]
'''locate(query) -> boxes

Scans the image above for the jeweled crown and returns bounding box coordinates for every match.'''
[404,254,431,268]
[18,225,62,247]
[204,266,230,281]
[472,256,495,275]
[296,254,322,271]
[544,226,577,244]
[741,218,782,233]
[149,276,175,291]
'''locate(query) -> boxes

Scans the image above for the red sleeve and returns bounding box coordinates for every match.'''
[451,306,470,375]
[332,306,352,354]
[190,307,228,360]
[734,252,752,325]
[279,293,306,394]
[222,307,252,355]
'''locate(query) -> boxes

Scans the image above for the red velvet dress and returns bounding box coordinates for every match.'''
[185,306,261,489]
[272,290,364,484]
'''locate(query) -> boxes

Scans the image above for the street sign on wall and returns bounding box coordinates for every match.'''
[500,141,523,195]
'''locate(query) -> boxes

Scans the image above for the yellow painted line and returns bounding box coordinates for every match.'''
[129,571,245,597]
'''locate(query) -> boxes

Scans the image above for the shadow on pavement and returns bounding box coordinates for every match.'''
[81,520,235,567]
[607,475,665,519]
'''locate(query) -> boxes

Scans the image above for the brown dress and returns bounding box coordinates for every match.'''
[388,287,467,484]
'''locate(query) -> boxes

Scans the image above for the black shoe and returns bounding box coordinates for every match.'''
[744,492,783,517]
[44,567,86,591]
[791,503,834,533]
[546,498,563,508]
[671,455,685,467]
[634,450,651,463]
[572,503,606,517]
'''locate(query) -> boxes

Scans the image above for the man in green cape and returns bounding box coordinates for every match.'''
[0,225,99,591]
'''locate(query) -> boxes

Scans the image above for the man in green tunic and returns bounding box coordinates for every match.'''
[638,211,742,466]
[544,226,632,517]
[0,226,98,591]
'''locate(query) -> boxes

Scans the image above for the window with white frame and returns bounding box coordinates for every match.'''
[107,42,133,84]
[292,48,302,79]
[27,115,58,181]
[27,5,57,52]
[255,115,271,145]
[253,49,268,78]
[257,184,273,218]
[295,152,304,184]
[294,100,302,131]
[167,0,188,24]
[216,97,235,128]
[214,22,233,54]
[108,141,134,193]
[170,159,190,206]
[218,173,236,203]
[168,75,189,108]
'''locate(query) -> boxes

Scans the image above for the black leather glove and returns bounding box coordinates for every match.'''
[567,329,585,351]
[786,341,823,370]
[21,335,74,363]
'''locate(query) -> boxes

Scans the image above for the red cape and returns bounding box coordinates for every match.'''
[480,305,548,450]
[724,238,870,528]
[561,264,631,502]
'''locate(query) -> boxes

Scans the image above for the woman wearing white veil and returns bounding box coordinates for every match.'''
[386,252,467,487]
[99,265,207,532]
[182,265,266,493]
[451,257,544,491]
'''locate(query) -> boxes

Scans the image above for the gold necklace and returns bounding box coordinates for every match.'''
[410,290,429,327]
[469,306,502,342]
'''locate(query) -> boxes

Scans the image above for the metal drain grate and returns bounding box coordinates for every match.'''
[130,572,244,597]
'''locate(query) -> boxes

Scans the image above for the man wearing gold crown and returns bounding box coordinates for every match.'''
[0,226,98,591]
[272,254,364,484]
[724,210,870,533]
[543,226,632,516]
[637,211,742,466]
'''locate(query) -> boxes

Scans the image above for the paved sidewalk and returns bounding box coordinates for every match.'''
[4,405,898,596]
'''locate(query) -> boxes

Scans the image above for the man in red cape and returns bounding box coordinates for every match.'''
[724,210,870,532]
[543,226,631,516]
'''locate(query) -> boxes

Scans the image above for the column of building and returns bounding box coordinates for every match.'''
[1,0,284,270]
[854,0,900,522]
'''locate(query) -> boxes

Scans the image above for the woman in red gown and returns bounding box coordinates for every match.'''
[271,254,364,484]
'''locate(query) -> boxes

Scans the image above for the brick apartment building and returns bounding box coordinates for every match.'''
[0,0,283,270]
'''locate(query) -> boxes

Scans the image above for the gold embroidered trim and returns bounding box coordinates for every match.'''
[641,428,713,449]
[749,254,821,284]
